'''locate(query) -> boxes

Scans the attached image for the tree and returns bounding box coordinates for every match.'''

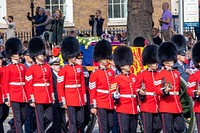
[127,0,154,45]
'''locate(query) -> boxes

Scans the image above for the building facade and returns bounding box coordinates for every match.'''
[0,0,181,32]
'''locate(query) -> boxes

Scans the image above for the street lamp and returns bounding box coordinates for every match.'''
[28,0,36,37]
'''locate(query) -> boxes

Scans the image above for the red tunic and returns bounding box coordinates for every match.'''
[0,67,4,104]
[57,64,86,107]
[25,63,53,104]
[187,70,200,113]
[154,69,183,113]
[4,63,27,103]
[135,70,159,113]
[111,73,138,114]
[89,67,115,110]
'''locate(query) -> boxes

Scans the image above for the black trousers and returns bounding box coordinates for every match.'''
[52,103,67,133]
[118,113,137,133]
[141,112,162,133]
[67,106,84,133]
[97,108,114,133]
[161,113,186,133]
[24,104,37,133]
[11,102,27,133]
[112,110,120,133]
[195,113,200,133]
[35,104,53,133]
[0,104,9,133]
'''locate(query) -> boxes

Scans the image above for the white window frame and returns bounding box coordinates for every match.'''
[45,0,74,27]
[108,0,127,26]
[0,0,7,28]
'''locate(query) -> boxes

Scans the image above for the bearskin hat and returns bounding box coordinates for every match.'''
[113,46,133,68]
[157,42,177,65]
[171,34,186,55]
[28,37,45,59]
[93,39,112,62]
[133,36,146,47]
[192,42,200,68]
[61,36,80,61]
[5,38,22,59]
[142,44,158,66]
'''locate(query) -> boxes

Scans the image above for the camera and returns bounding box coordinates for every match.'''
[2,17,5,19]
[90,15,95,18]
[159,18,163,26]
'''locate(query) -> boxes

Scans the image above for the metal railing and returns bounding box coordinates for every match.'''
[1,27,197,43]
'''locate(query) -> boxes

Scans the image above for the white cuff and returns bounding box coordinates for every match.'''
[6,93,10,102]
[92,99,97,108]
[52,93,55,101]
[30,94,35,103]
[61,97,66,106]
[84,94,87,103]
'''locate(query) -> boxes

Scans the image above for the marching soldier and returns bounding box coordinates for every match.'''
[135,45,162,133]
[0,53,9,133]
[187,42,200,132]
[111,46,138,133]
[25,37,54,132]
[89,40,115,133]
[23,50,37,133]
[154,42,186,133]
[57,37,86,133]
[75,52,91,131]
[4,38,27,133]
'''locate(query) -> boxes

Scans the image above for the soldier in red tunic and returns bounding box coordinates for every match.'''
[0,53,9,132]
[111,46,138,133]
[154,42,186,133]
[57,37,86,133]
[4,38,27,133]
[25,37,54,132]
[187,42,200,132]
[89,40,115,133]
[135,45,162,133]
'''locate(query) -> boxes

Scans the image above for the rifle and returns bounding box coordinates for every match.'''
[161,77,172,89]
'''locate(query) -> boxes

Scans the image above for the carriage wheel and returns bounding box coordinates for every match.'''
[180,77,195,133]
[86,114,97,133]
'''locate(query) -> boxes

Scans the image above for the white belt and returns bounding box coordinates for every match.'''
[65,84,81,88]
[9,82,25,86]
[146,92,156,96]
[33,83,50,87]
[120,94,136,98]
[169,92,179,95]
[97,89,109,94]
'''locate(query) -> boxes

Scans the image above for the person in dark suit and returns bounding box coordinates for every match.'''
[23,50,37,133]
[89,10,104,37]
[49,57,67,133]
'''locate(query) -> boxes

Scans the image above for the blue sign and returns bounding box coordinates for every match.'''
[184,22,199,27]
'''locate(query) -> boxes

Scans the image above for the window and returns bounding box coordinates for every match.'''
[0,0,7,28]
[45,0,74,27]
[108,0,127,26]
[108,0,127,19]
